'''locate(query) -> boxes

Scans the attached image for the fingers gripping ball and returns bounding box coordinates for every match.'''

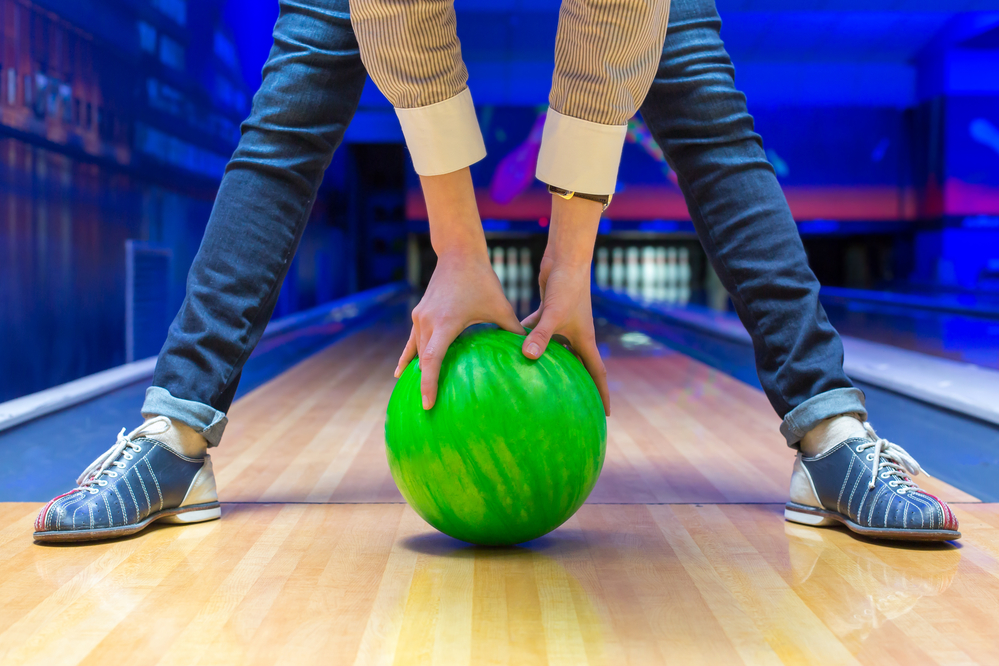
[385,326,607,546]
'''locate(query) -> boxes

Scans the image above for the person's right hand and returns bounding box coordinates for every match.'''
[520,226,610,415]
[396,249,524,410]
[519,194,610,415]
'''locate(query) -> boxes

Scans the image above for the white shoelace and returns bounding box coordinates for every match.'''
[75,416,172,495]
[856,421,929,492]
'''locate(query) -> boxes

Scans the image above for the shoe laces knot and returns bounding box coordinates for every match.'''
[856,421,929,492]
[75,416,172,493]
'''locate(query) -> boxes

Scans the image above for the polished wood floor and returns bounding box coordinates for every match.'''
[0,321,995,665]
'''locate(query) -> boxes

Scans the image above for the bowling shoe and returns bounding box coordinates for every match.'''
[34,416,220,542]
[784,421,960,541]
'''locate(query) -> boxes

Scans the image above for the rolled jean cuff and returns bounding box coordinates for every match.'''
[780,387,867,448]
[141,386,229,448]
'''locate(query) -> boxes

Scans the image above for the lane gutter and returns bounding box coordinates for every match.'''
[593,288,999,427]
[0,282,409,434]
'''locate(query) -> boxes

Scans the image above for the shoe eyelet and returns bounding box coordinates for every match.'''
[89,488,99,494]
[107,471,117,478]
[880,472,890,479]
[855,445,864,452]
[888,481,898,487]
[866,454,874,461]
[123,452,133,461]
[97,480,108,487]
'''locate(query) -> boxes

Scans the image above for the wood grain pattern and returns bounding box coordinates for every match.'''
[1,502,996,665]
[213,322,977,505]
[0,320,992,665]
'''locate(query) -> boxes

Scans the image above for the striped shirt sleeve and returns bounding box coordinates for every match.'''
[350,0,486,176]
[539,0,671,195]
[350,0,671,191]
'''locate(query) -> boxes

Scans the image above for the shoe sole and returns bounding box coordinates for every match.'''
[33,502,222,543]
[784,502,959,541]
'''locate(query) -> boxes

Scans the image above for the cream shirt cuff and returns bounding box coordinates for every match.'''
[394,88,487,176]
[535,108,627,196]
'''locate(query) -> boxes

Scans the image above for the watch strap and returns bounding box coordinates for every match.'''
[547,185,613,211]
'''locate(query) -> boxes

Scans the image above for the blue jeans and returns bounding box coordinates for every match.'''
[144,0,366,446]
[144,0,865,448]
[638,0,866,444]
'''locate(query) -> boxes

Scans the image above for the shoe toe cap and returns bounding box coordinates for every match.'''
[36,491,88,532]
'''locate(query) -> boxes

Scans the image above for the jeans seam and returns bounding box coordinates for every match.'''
[784,410,799,439]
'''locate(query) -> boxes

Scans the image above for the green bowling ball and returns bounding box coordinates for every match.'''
[385,326,607,546]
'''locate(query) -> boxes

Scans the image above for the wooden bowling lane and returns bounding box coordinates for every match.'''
[0,318,993,665]
[211,321,975,505]
[0,501,997,665]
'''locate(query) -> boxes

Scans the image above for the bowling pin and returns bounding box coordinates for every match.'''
[519,248,533,292]
[595,247,609,289]
[611,247,625,291]
[706,261,728,312]
[677,247,691,305]
[506,245,520,302]
[641,246,657,301]
[519,247,533,313]
[655,247,667,300]
[492,247,506,289]
[665,247,678,304]
[626,246,641,297]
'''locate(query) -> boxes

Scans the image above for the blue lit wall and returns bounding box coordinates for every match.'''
[222,0,279,91]
[0,0,355,402]
[945,96,999,215]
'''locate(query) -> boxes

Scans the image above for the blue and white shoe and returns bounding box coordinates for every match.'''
[785,422,960,541]
[34,416,220,542]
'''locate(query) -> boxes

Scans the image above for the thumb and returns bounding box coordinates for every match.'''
[521,308,559,360]
[520,306,542,330]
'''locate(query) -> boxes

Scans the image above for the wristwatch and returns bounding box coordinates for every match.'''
[547,185,613,212]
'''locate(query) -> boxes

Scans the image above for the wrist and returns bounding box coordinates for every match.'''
[430,215,488,261]
[547,196,600,268]
[421,168,489,261]
[434,239,488,264]
[546,237,594,270]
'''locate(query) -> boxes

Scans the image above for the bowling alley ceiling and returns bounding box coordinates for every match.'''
[327,0,999,136]
[388,1,999,110]
[452,2,997,65]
